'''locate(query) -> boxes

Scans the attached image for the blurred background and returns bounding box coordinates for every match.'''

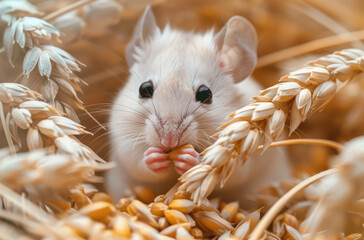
[1,0,364,177]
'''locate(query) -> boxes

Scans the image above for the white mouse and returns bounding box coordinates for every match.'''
[106,6,291,205]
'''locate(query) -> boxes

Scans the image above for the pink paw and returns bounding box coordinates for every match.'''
[143,147,170,173]
[173,148,200,175]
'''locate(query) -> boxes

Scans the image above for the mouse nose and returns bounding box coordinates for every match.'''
[161,133,178,149]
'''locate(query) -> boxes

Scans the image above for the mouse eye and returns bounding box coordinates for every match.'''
[195,85,212,104]
[139,80,154,98]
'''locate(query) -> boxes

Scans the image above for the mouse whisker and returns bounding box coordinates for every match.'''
[197,128,213,142]
[131,70,144,84]
[111,121,146,127]
[97,132,146,158]
[88,126,146,146]
[132,131,144,152]
[192,105,230,122]
[111,108,148,120]
[83,103,114,108]
[118,93,153,115]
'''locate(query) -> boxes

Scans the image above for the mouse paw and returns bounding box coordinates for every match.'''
[173,148,200,175]
[143,147,170,173]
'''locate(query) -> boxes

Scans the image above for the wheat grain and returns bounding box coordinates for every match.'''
[169,199,195,214]
[178,49,364,205]
[151,202,169,216]
[1,1,364,239]
[164,209,189,225]
[127,199,159,228]
[193,210,233,235]
[176,226,194,240]
[221,201,239,222]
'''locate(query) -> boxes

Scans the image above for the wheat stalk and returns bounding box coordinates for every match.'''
[257,30,364,68]
[178,48,364,205]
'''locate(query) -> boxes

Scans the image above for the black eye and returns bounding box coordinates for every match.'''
[195,85,212,104]
[139,80,154,98]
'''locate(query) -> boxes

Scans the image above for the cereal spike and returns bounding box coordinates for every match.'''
[178,49,364,204]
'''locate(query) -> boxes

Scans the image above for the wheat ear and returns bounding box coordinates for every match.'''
[0,83,103,162]
[178,48,364,205]
[0,83,111,201]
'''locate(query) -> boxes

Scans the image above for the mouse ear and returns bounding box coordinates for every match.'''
[214,16,258,83]
[126,5,161,67]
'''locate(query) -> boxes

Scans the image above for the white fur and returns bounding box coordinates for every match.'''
[106,10,291,206]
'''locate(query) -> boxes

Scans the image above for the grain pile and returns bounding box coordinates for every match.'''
[1,0,364,239]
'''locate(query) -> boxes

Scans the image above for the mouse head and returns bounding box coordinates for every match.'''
[117,6,257,151]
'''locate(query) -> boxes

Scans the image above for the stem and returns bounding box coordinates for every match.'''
[257,30,364,68]
[249,168,339,240]
[257,138,343,152]
[43,0,97,22]
[291,1,363,49]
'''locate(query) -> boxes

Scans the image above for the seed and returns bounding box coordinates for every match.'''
[193,211,233,235]
[160,223,191,237]
[127,200,159,228]
[48,199,71,211]
[130,221,160,239]
[65,216,105,237]
[190,227,203,239]
[234,212,245,225]
[132,185,156,204]
[173,189,189,200]
[176,226,194,240]
[151,202,168,216]
[164,210,189,225]
[79,201,115,222]
[169,199,195,214]
[69,189,90,209]
[112,216,131,238]
[60,225,84,238]
[221,201,239,222]
[283,214,299,229]
[11,108,32,129]
[117,198,131,212]
[154,194,167,202]
[158,217,169,230]
[219,201,227,211]
[92,192,114,204]
[168,144,194,161]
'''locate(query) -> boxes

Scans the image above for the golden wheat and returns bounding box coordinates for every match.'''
[178,48,364,205]
[1,1,364,239]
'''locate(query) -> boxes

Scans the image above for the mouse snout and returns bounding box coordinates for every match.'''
[161,133,178,149]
